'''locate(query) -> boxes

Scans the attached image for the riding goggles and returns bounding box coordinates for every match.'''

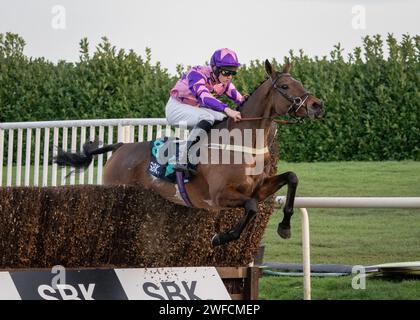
[219,69,237,77]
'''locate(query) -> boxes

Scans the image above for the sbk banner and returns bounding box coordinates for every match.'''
[0,267,230,300]
[3,269,128,300]
[114,267,230,300]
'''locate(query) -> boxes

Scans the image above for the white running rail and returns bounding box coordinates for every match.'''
[0,118,181,187]
[275,196,420,300]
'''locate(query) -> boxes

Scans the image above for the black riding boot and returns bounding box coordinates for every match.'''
[173,120,213,176]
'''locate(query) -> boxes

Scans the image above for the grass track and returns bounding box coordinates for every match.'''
[261,161,420,300]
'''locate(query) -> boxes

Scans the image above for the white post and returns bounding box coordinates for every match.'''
[107,126,113,161]
[117,125,123,143]
[165,125,172,138]
[138,125,144,142]
[61,127,68,185]
[70,127,77,185]
[24,128,32,186]
[79,126,86,184]
[88,126,95,184]
[16,128,23,186]
[130,125,135,143]
[156,125,162,139]
[34,128,41,186]
[7,129,14,186]
[97,126,104,185]
[300,208,311,300]
[121,125,131,143]
[147,125,153,141]
[42,127,50,187]
[51,127,59,186]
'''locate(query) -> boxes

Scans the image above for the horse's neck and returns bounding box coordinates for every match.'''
[218,80,274,149]
[240,80,273,120]
[236,80,273,125]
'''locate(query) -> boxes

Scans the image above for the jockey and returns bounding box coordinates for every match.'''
[165,48,244,175]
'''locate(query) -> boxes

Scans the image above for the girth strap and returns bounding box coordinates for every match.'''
[176,171,193,207]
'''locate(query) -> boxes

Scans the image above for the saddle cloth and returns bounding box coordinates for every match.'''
[148,137,197,183]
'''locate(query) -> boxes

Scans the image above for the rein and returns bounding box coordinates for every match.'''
[239,117,292,125]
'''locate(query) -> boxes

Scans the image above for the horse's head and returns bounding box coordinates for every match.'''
[264,59,325,120]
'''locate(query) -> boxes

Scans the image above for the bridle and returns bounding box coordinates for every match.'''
[239,73,311,124]
[270,72,310,122]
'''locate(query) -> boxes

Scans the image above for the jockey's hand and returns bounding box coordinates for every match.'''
[225,108,242,122]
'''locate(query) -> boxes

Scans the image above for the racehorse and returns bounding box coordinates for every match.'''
[55,60,324,246]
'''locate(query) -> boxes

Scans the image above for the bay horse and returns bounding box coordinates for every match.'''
[55,60,324,246]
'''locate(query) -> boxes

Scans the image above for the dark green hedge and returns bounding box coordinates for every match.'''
[0,34,176,121]
[274,35,420,161]
[1,33,419,161]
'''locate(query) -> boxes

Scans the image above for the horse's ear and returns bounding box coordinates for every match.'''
[282,60,292,74]
[265,59,275,76]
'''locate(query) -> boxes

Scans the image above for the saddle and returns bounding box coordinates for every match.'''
[148,137,197,184]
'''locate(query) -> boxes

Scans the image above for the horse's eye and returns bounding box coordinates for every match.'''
[281,84,289,90]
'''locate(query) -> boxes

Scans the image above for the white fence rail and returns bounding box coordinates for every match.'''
[0,118,178,187]
[275,196,420,300]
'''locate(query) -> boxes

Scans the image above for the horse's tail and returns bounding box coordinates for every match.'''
[54,138,124,169]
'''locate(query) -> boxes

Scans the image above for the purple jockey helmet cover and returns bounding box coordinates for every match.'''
[210,48,241,68]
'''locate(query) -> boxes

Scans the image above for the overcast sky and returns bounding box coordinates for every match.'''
[0,0,418,74]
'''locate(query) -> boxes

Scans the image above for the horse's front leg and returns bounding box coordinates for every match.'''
[254,171,298,239]
[211,197,258,247]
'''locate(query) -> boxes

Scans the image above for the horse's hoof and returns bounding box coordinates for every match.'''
[211,234,222,247]
[277,223,291,239]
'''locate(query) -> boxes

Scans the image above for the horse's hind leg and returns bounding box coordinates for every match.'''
[211,198,258,246]
[254,171,298,239]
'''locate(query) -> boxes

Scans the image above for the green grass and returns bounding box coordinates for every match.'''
[261,161,420,300]
[260,276,420,300]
